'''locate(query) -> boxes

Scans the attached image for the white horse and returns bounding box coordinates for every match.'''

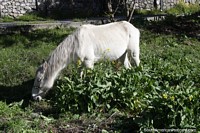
[32,21,140,101]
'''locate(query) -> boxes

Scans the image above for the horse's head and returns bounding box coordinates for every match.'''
[32,60,48,101]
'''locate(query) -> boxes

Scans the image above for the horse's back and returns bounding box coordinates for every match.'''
[77,21,134,46]
[79,21,139,44]
[75,21,140,61]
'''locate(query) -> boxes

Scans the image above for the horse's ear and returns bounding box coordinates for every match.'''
[42,59,47,69]
[42,59,45,63]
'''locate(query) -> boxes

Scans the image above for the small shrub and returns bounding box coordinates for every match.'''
[54,61,146,113]
[166,2,200,15]
[53,57,200,130]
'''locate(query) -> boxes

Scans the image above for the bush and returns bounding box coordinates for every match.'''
[166,2,200,15]
[54,61,148,113]
[53,56,199,130]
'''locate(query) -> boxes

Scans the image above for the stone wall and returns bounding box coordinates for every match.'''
[0,0,199,18]
[0,0,36,18]
[134,0,180,11]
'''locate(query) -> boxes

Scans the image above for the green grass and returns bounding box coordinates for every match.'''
[0,28,74,86]
[0,13,51,22]
[134,9,164,15]
[0,15,200,132]
[134,2,200,16]
[16,13,49,21]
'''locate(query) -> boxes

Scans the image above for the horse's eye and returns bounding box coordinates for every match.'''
[37,78,41,82]
[33,86,40,90]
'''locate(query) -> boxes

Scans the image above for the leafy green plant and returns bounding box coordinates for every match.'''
[54,57,199,130]
[166,2,200,15]
[54,62,147,113]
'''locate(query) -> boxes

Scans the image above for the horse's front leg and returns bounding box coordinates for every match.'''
[84,59,94,69]
[78,59,94,79]
[75,59,85,79]
[78,65,85,79]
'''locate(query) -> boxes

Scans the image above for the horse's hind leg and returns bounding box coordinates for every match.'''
[119,51,132,69]
[131,48,140,67]
[123,52,132,69]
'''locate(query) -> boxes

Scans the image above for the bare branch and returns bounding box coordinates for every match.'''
[126,0,136,22]
[113,0,121,16]
[106,0,122,22]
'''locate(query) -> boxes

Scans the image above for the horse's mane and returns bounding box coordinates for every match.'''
[44,32,79,81]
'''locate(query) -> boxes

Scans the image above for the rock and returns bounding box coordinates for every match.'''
[20,10,26,14]
[24,6,32,10]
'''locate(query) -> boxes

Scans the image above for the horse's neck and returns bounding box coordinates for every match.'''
[44,62,66,89]
[44,39,74,89]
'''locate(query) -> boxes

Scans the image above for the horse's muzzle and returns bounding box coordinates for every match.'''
[32,87,44,101]
[32,93,43,101]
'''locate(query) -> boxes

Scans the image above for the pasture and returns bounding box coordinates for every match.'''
[0,15,199,132]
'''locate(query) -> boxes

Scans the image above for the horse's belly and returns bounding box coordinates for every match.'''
[95,48,125,61]
[93,41,128,62]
